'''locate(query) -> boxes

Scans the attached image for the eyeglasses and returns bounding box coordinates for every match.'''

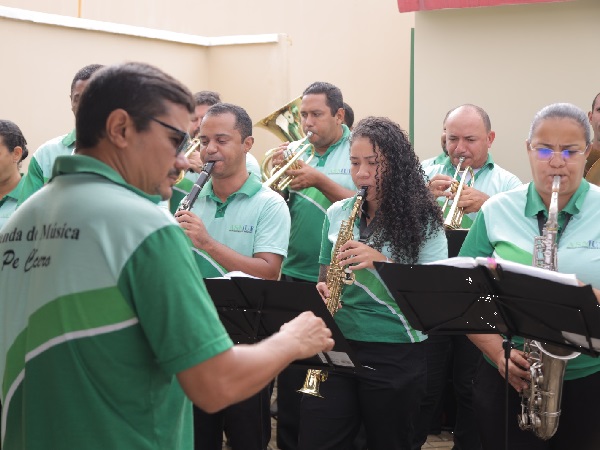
[149,117,190,156]
[528,144,589,163]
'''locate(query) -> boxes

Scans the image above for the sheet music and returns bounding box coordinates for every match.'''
[426,256,579,286]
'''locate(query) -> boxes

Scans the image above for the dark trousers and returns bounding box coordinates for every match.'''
[474,359,600,450]
[298,340,426,450]
[193,385,272,450]
[413,335,482,450]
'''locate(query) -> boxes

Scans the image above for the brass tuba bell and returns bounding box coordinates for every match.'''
[255,96,315,193]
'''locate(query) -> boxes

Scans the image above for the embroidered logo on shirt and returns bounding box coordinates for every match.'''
[566,240,600,249]
[229,224,255,233]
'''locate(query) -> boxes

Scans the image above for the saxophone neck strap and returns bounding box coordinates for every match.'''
[359,201,373,243]
[536,210,572,240]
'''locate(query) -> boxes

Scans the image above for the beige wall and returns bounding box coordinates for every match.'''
[0,1,414,172]
[413,0,598,182]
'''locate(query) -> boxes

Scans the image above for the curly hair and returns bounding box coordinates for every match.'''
[351,117,443,263]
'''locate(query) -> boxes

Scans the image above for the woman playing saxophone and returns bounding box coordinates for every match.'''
[461,103,600,450]
[297,117,447,450]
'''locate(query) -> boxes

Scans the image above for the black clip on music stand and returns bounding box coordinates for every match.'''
[374,260,600,450]
[203,277,362,374]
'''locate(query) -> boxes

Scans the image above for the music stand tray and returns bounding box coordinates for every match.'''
[204,277,362,373]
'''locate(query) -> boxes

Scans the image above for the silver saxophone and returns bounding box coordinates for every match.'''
[177,161,215,212]
[518,175,580,440]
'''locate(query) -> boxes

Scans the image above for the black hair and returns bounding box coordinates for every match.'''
[343,102,354,129]
[70,64,104,95]
[76,62,195,150]
[302,82,343,116]
[204,103,253,141]
[194,91,221,106]
[0,120,28,163]
[351,117,443,263]
[450,104,492,132]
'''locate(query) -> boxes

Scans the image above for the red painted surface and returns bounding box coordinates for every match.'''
[397,0,573,13]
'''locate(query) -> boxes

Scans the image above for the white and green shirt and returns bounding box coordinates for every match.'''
[282,125,356,282]
[319,195,448,343]
[460,180,600,380]
[169,153,262,215]
[0,155,233,449]
[17,129,76,206]
[189,174,290,277]
[0,177,25,230]
[423,153,522,228]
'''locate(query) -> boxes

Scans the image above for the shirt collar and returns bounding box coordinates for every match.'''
[2,176,26,202]
[61,128,76,147]
[199,172,262,204]
[51,155,163,204]
[313,124,350,160]
[525,179,590,218]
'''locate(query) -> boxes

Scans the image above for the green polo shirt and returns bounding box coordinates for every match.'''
[459,180,600,380]
[190,174,290,277]
[423,153,522,228]
[0,155,233,449]
[17,129,76,206]
[421,152,449,169]
[0,176,25,229]
[169,153,262,215]
[282,125,356,282]
[319,195,448,343]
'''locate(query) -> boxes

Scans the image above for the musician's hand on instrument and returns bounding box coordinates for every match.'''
[456,186,489,214]
[427,174,453,198]
[187,150,204,173]
[495,348,530,392]
[336,240,381,270]
[316,282,330,304]
[287,161,324,190]
[279,311,335,357]
[175,210,213,249]
[270,144,289,167]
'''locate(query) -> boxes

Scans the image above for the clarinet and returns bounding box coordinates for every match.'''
[176,161,215,212]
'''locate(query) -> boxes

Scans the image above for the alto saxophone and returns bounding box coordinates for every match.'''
[518,175,580,440]
[298,186,367,398]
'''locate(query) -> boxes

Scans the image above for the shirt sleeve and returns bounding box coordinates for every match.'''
[318,213,334,265]
[253,196,291,257]
[118,225,233,375]
[458,209,495,258]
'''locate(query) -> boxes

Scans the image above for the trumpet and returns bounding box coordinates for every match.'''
[441,156,475,229]
[262,132,314,192]
[175,136,202,184]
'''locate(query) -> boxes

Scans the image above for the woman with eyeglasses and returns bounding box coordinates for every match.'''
[460,103,600,450]
[0,120,28,229]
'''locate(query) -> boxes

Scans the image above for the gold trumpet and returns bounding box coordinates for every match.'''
[262,132,314,192]
[175,136,202,184]
[441,157,475,229]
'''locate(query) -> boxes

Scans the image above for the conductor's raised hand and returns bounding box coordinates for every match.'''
[280,311,335,359]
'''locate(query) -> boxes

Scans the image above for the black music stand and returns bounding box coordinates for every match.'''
[374,261,600,356]
[203,277,362,373]
[445,229,468,258]
[375,260,600,450]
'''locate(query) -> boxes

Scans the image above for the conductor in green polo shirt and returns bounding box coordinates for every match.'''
[175,102,291,450]
[461,103,600,450]
[0,62,334,450]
